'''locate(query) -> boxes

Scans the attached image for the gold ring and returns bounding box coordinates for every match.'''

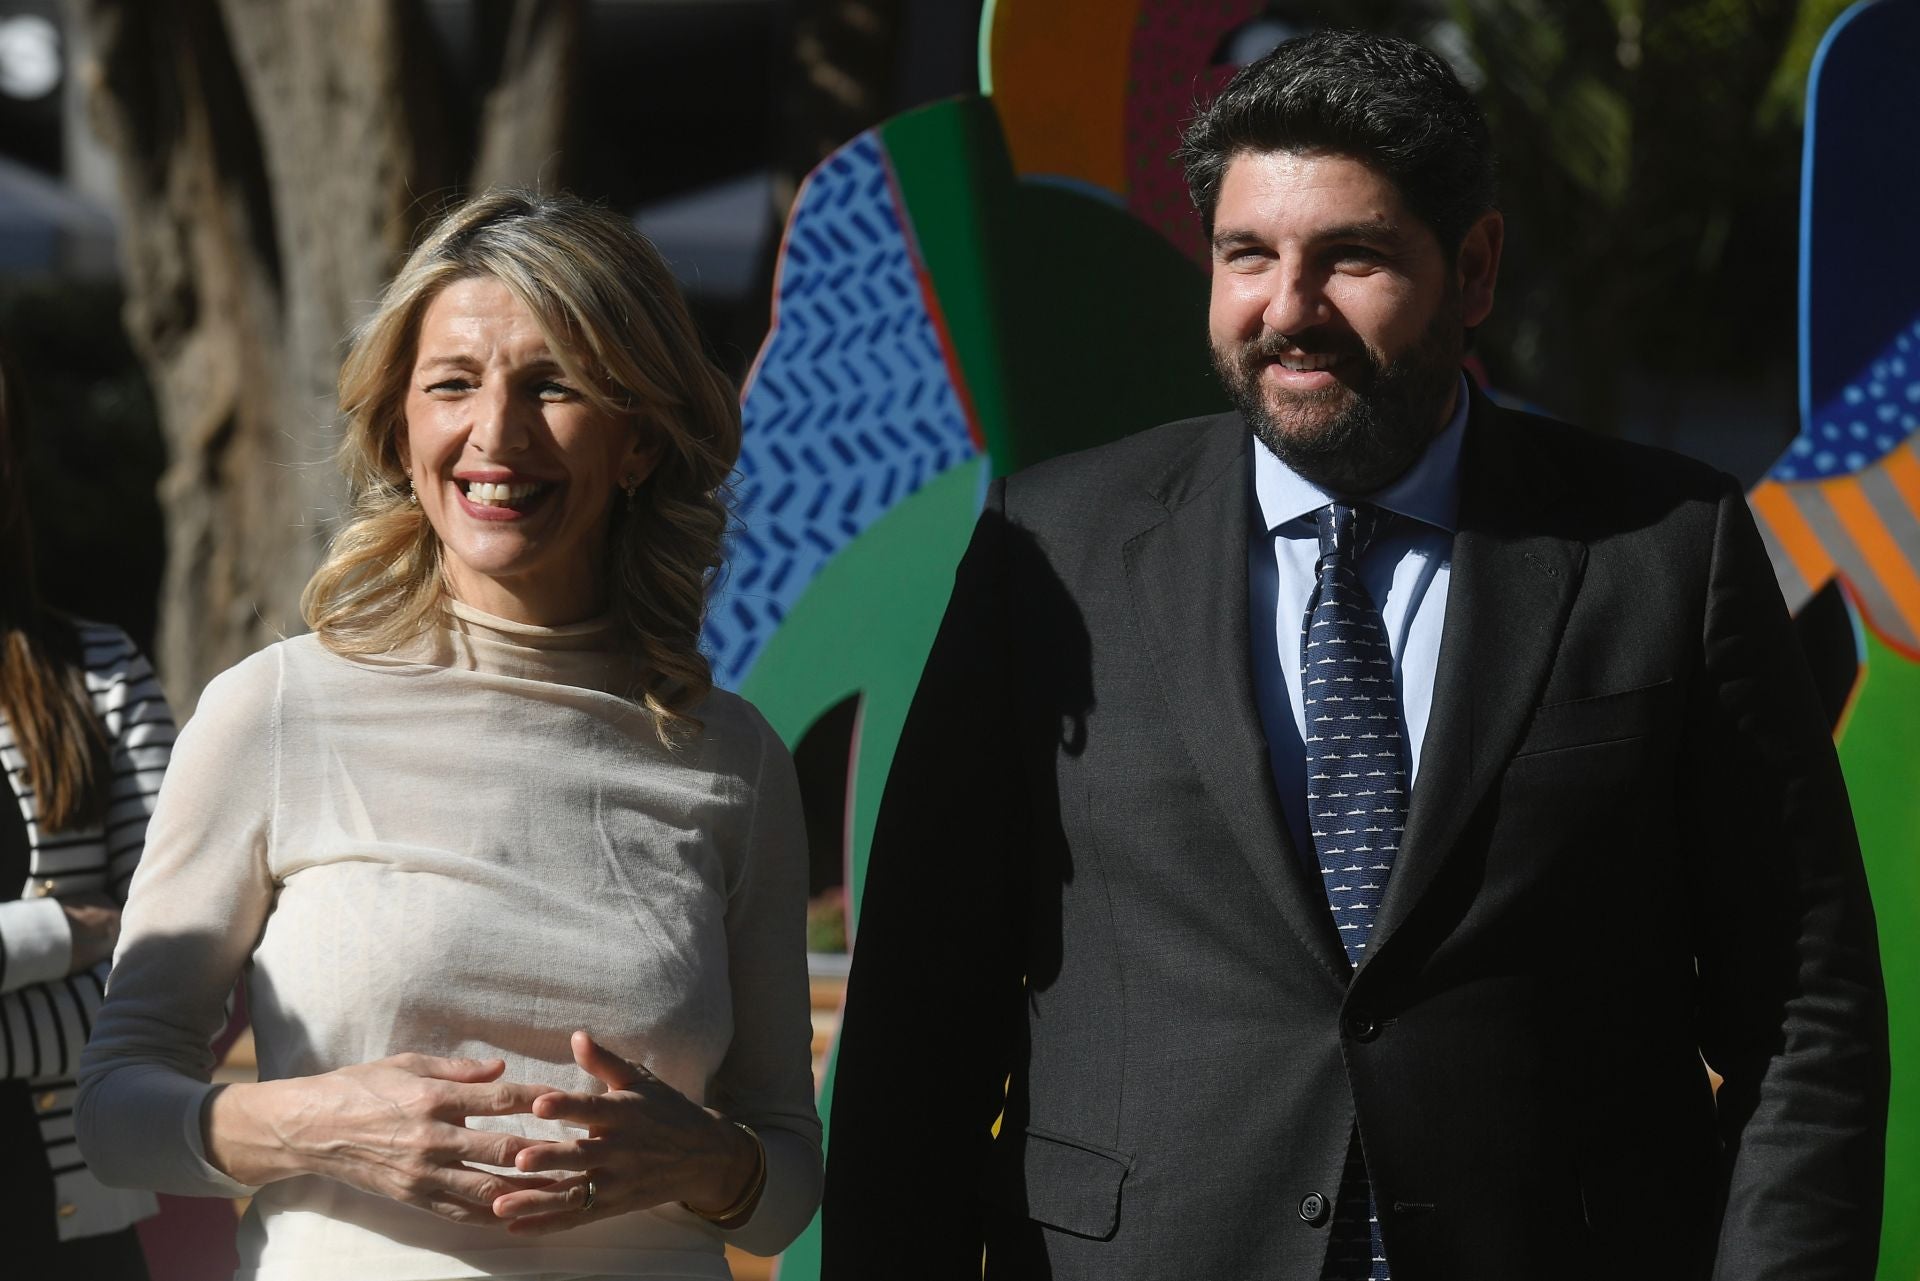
[581,1178,597,1212]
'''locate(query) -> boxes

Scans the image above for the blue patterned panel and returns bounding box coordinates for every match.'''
[1773,315,1920,481]
[1790,0,1920,483]
[705,132,980,689]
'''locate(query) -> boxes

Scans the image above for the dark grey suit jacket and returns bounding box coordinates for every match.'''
[823,390,1888,1279]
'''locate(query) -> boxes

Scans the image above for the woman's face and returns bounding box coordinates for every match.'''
[402,275,657,625]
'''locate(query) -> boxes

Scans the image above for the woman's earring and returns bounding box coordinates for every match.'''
[406,480,418,505]
[621,475,639,510]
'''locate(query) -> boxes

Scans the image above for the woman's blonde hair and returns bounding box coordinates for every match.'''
[301,190,740,741]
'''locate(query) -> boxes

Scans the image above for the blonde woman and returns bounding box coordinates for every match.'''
[76,191,820,1280]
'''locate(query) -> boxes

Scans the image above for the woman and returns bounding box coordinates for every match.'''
[77,191,821,1279]
[1,351,174,1277]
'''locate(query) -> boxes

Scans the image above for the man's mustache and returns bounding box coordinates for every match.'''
[1235,331,1369,371]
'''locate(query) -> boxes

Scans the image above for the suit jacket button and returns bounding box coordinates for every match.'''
[1347,1014,1381,1042]
[58,1203,77,1218]
[1299,1192,1331,1226]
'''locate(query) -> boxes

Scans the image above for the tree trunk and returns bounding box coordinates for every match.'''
[68,0,579,709]
[470,0,583,193]
[784,0,903,195]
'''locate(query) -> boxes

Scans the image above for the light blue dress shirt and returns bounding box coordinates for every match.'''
[1248,375,1469,867]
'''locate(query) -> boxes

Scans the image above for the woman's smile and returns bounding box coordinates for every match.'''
[450,472,560,521]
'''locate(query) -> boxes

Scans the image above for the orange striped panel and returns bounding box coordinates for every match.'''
[1749,481,1834,590]
[1824,474,1920,638]
[1879,440,1920,520]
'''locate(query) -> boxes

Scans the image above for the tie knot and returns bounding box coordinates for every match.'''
[1314,502,1385,562]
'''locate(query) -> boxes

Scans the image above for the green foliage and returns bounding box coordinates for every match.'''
[1443,0,1813,430]
[1762,0,1858,125]
[806,891,849,953]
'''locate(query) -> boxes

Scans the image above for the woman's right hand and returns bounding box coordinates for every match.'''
[61,892,121,972]
[204,1053,560,1225]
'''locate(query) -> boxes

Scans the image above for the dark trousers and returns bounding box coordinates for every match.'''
[0,1081,150,1279]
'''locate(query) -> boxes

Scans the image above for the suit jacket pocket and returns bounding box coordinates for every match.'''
[998,1127,1132,1240]
[1512,679,1673,759]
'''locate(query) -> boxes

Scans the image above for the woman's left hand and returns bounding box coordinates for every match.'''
[493,1029,761,1235]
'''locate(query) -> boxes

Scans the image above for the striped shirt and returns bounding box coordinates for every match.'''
[1,619,173,1241]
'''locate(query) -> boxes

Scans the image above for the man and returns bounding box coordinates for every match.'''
[823,30,1888,1280]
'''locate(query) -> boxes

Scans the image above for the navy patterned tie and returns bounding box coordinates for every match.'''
[1303,502,1404,1281]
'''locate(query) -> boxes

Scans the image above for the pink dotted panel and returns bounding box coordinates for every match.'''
[1124,0,1266,262]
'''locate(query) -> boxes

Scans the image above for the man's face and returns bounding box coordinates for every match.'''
[1207,148,1498,495]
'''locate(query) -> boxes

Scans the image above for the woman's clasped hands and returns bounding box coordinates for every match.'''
[204,1030,760,1233]
[495,1030,764,1235]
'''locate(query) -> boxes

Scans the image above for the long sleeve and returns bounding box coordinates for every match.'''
[76,647,279,1196]
[0,897,71,994]
[706,708,824,1255]
[1688,479,1889,1278]
[2,624,175,1080]
[823,482,1030,1276]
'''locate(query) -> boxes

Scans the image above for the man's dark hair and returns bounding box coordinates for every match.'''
[1179,29,1496,252]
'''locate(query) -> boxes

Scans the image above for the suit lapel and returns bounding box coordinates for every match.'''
[1122,417,1351,987]
[1368,392,1587,957]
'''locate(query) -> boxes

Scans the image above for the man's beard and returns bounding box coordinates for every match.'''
[1212,302,1464,496]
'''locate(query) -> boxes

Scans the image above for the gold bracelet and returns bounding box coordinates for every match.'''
[685,1121,768,1226]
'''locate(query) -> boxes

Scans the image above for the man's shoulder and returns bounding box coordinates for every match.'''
[1481,400,1737,518]
[1003,409,1244,518]
[1503,402,1727,477]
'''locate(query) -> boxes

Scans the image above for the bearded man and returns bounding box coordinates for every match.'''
[822,29,1888,1281]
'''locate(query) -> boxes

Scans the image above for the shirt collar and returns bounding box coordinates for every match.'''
[1252,372,1470,535]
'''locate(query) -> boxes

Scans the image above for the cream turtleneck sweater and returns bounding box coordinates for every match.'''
[76,603,820,1280]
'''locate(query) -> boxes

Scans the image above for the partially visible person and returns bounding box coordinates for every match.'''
[0,351,174,1278]
[77,190,821,1279]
